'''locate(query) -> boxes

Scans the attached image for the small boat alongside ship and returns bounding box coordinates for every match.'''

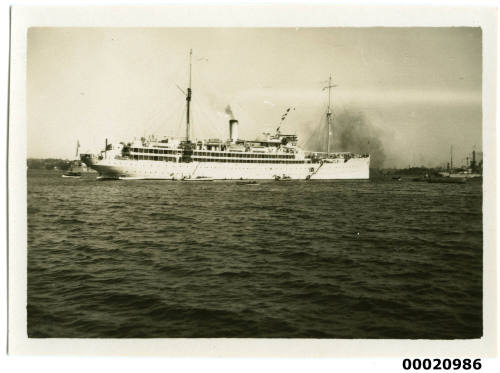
[274,174,292,181]
[181,176,214,182]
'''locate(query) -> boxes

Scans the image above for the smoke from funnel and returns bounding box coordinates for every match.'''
[304,109,386,168]
[225,105,235,119]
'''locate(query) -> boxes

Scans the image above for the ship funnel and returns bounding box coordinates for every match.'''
[229,119,239,143]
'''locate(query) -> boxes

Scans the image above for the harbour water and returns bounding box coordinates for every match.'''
[27,170,483,338]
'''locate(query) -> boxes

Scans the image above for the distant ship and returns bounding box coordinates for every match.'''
[435,146,482,182]
[81,50,370,180]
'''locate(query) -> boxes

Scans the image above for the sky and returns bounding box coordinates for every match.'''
[27,27,482,168]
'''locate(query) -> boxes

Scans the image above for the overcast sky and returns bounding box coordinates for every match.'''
[27,27,481,168]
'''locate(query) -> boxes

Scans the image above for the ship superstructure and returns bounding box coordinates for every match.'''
[81,50,370,180]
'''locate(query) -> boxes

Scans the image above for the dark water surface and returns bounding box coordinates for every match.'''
[27,171,483,338]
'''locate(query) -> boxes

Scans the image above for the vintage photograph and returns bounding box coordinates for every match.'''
[24,26,484,340]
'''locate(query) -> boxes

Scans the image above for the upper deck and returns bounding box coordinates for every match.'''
[86,132,368,165]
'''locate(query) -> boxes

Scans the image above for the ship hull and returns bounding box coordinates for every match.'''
[84,157,370,180]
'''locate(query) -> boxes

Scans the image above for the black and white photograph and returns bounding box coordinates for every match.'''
[6,3,497,360]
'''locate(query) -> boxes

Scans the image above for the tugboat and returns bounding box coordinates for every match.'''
[62,141,83,178]
[62,168,82,178]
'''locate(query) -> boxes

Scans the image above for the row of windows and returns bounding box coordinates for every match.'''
[191,158,305,164]
[131,155,177,161]
[129,147,295,159]
[193,152,295,159]
[130,148,180,154]
[129,155,306,164]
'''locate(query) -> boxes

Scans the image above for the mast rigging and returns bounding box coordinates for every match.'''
[186,49,193,141]
[323,74,337,155]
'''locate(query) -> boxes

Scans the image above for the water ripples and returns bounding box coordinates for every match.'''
[28,171,482,338]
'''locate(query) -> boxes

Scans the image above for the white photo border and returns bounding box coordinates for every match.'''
[8,3,497,357]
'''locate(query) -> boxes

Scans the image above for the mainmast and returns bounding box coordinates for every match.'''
[186,49,193,141]
[323,74,337,155]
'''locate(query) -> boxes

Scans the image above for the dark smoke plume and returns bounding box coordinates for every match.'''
[304,109,386,168]
[225,105,235,119]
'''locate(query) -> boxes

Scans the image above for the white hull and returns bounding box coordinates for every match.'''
[85,157,370,180]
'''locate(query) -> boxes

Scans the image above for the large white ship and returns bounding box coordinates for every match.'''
[81,51,370,180]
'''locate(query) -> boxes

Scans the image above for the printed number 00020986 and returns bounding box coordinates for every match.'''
[402,359,482,370]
